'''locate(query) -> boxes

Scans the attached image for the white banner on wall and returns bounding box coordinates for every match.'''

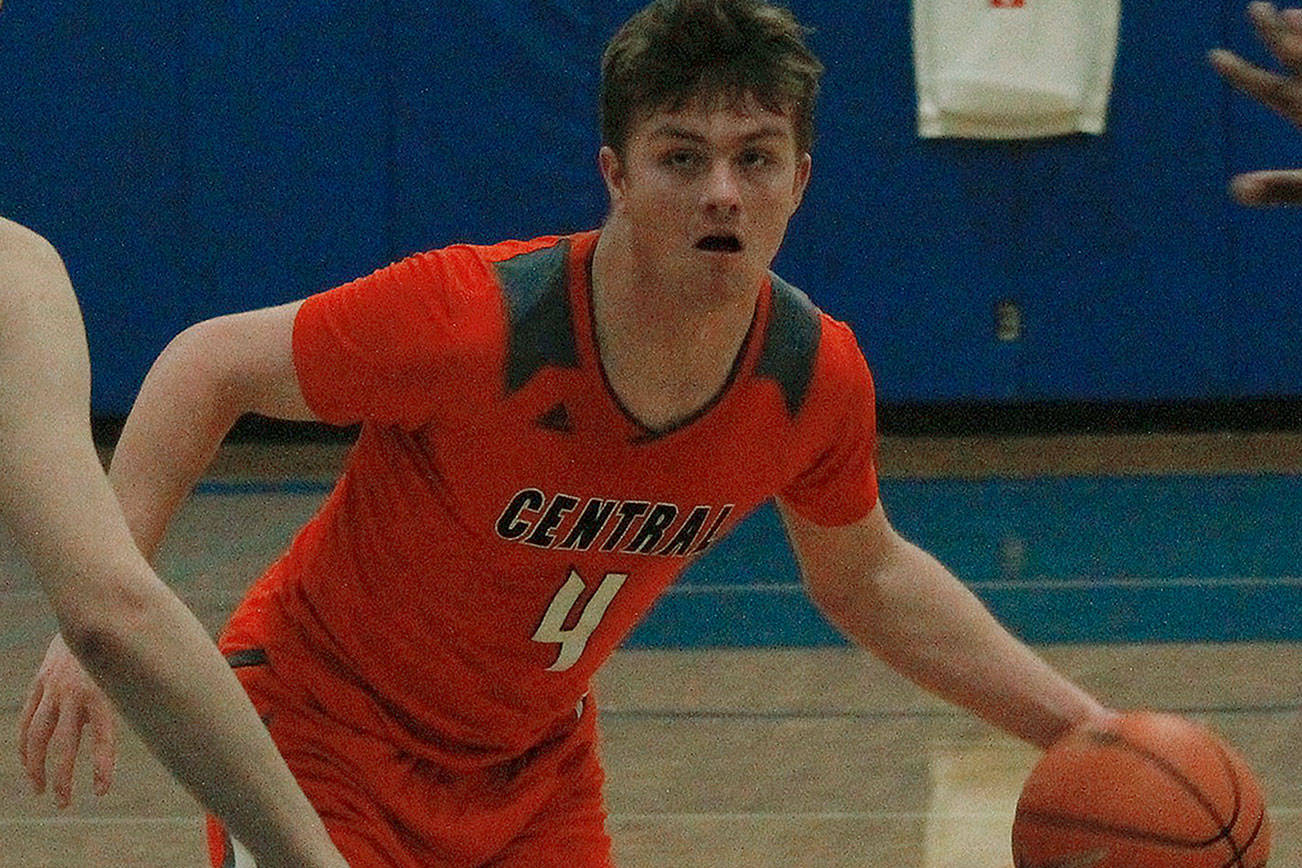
[912,0,1122,139]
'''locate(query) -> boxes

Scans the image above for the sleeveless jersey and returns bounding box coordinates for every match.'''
[219,230,879,769]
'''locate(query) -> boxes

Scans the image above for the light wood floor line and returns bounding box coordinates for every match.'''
[2,808,1299,828]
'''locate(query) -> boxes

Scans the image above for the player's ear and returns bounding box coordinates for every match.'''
[599,145,628,209]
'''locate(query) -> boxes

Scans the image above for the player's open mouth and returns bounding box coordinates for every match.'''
[695,234,743,253]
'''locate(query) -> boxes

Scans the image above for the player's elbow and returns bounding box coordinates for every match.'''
[150,318,258,422]
[54,571,169,673]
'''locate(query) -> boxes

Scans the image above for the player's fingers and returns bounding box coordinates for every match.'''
[1250,2,1302,72]
[17,677,45,768]
[21,692,59,794]
[1231,169,1302,204]
[1209,49,1302,120]
[89,710,117,797]
[48,707,86,809]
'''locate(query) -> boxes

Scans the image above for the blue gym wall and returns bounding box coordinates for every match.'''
[2,3,1298,644]
[1,1,1300,413]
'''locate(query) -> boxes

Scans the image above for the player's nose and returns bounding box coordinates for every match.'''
[699,161,742,216]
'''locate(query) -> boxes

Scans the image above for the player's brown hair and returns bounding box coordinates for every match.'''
[600,0,823,155]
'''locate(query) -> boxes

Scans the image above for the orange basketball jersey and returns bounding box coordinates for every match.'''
[219,230,879,768]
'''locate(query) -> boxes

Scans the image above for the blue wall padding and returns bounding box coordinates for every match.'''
[181,2,391,325]
[0,5,190,411]
[386,1,609,252]
[1,1,1300,413]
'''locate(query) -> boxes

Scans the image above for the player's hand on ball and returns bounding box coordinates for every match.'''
[1013,711,1270,868]
[18,633,118,808]
[1211,3,1302,204]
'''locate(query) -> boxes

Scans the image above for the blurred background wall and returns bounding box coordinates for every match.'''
[2,3,1299,642]
[0,1,1299,418]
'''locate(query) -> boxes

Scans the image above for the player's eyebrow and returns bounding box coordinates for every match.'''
[649,124,789,144]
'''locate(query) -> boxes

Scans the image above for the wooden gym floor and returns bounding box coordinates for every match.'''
[0,432,1298,867]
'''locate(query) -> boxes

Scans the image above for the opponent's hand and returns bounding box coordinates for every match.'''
[1210,3,1302,204]
[18,633,118,808]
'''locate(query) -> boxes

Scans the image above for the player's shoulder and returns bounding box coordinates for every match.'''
[381,233,585,395]
[0,217,59,260]
[405,234,575,302]
[758,272,870,417]
[459,233,573,265]
[0,220,78,340]
[471,234,587,394]
[361,233,576,325]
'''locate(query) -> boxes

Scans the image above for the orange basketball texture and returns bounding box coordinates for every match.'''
[1012,712,1270,868]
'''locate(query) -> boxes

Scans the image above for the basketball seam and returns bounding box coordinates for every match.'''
[1018,727,1245,852]
[1107,730,1240,849]
[1218,806,1268,868]
[1208,736,1246,867]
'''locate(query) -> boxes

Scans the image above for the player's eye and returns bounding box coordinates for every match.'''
[739,149,773,170]
[663,150,703,172]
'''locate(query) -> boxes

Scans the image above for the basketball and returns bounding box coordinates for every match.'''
[1012,711,1271,868]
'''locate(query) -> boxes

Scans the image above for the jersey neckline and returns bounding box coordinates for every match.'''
[567,230,771,444]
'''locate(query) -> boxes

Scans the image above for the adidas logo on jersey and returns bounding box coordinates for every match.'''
[495,488,735,557]
[535,403,573,433]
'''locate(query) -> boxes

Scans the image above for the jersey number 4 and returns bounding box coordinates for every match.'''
[532,569,627,672]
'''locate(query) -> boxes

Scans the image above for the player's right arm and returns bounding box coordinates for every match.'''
[109,300,317,562]
[108,244,464,559]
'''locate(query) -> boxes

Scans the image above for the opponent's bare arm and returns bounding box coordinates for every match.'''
[779,500,1114,748]
[1,219,344,866]
[1210,2,1302,204]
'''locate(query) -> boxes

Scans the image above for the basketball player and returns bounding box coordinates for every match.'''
[0,217,346,867]
[21,2,1115,865]
[1211,2,1302,203]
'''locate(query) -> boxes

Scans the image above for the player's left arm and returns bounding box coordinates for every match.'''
[778,499,1115,749]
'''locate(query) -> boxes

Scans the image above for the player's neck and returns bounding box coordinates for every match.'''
[591,224,762,431]
[591,221,761,343]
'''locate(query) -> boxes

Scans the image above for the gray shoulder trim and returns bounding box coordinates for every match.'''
[494,239,579,393]
[756,273,821,416]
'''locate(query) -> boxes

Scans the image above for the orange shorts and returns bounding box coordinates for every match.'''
[205,651,612,867]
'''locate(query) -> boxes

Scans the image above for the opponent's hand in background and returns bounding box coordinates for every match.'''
[19,632,118,807]
[1211,3,1302,204]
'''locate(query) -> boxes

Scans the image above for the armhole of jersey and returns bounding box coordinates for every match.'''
[288,294,332,423]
